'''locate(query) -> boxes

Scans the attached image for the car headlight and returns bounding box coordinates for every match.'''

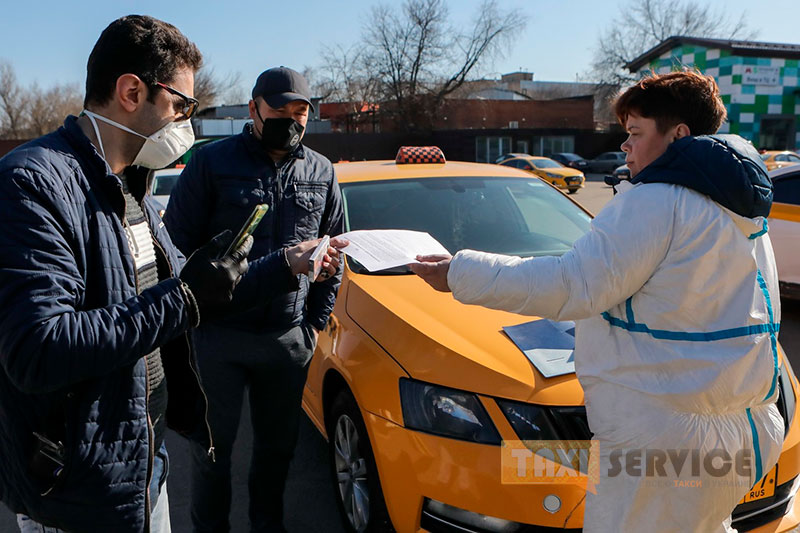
[545,172,561,179]
[399,378,501,444]
[496,399,560,440]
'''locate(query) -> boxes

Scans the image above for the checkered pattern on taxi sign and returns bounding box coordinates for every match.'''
[395,146,446,164]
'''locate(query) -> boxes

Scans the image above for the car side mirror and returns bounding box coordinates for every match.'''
[604,175,621,186]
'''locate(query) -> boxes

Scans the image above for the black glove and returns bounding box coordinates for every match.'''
[179,230,252,319]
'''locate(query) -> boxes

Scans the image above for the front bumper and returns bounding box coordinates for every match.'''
[364,407,800,533]
[742,476,800,532]
[554,177,585,190]
[363,411,586,532]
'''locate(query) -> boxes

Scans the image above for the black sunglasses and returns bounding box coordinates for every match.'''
[155,82,199,120]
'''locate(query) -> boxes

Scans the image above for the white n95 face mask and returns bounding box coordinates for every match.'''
[83,109,195,169]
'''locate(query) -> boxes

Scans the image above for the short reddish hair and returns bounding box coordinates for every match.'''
[614,70,727,135]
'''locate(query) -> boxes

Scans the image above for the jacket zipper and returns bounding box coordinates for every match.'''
[143,358,153,531]
[120,189,153,529]
[147,216,216,461]
[273,168,283,247]
[272,157,297,247]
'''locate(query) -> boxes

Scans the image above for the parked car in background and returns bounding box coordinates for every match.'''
[603,164,631,188]
[149,165,184,216]
[611,163,630,181]
[302,146,800,533]
[497,154,585,193]
[769,165,800,300]
[585,151,626,173]
[761,151,800,171]
[550,152,589,171]
[494,153,530,164]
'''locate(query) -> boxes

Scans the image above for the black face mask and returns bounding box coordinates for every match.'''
[255,108,304,152]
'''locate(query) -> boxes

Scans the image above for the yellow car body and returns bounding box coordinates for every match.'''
[497,155,585,193]
[769,166,800,300]
[302,153,800,533]
[761,151,800,171]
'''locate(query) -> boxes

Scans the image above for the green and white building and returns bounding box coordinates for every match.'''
[627,36,800,151]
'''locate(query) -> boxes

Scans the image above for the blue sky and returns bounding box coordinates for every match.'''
[2,0,797,95]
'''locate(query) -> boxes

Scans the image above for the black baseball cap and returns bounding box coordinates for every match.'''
[252,66,314,110]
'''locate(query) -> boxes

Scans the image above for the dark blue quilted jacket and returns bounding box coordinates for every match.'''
[164,124,344,332]
[0,117,207,532]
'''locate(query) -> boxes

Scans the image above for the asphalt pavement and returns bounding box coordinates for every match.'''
[2,175,800,532]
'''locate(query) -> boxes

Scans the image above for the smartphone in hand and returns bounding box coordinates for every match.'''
[223,204,268,257]
[308,235,330,282]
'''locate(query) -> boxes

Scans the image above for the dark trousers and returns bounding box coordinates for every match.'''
[189,323,315,533]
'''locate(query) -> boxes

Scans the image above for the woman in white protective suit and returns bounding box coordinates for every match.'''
[410,70,785,533]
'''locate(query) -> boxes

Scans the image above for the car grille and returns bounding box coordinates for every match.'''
[420,498,582,533]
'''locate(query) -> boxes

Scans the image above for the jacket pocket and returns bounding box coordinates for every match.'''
[217,176,265,209]
[293,182,326,213]
[30,395,78,497]
[213,178,268,241]
[291,182,327,239]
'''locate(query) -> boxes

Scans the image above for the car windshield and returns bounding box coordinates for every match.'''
[152,172,181,196]
[531,159,563,169]
[559,153,581,161]
[760,153,771,161]
[341,177,591,274]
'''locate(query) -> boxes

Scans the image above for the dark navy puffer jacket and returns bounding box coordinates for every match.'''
[631,134,772,218]
[164,123,344,332]
[0,116,205,532]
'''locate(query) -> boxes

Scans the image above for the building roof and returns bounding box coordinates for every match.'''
[626,36,800,72]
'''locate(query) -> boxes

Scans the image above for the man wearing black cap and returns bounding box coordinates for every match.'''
[164,66,344,532]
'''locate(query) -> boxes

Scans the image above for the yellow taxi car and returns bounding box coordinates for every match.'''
[769,165,800,300]
[761,151,800,171]
[302,147,800,533]
[496,154,585,194]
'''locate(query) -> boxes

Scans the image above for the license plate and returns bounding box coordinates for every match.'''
[740,466,777,503]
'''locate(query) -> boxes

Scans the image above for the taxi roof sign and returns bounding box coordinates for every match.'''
[395,146,446,165]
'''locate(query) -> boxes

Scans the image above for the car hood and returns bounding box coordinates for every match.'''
[345,273,584,405]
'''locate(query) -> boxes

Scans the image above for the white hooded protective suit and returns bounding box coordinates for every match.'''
[447,180,784,532]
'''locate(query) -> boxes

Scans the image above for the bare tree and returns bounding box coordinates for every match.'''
[591,0,757,86]
[0,61,30,139]
[26,82,83,137]
[311,46,380,104]
[193,66,246,111]
[0,60,249,140]
[311,46,382,130]
[320,0,527,131]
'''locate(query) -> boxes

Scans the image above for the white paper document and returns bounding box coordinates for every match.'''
[336,230,450,272]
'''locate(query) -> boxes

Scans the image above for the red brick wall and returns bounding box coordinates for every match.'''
[434,97,594,130]
[320,96,595,133]
[0,139,28,158]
